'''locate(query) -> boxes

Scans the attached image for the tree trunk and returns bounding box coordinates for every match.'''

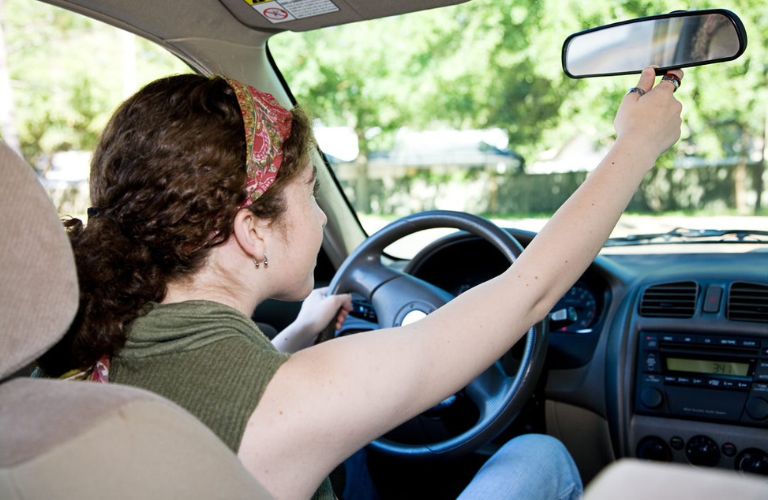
[755,106,767,214]
[733,162,749,214]
[0,0,21,155]
[354,128,371,213]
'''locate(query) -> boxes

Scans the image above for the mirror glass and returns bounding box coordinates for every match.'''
[564,12,742,77]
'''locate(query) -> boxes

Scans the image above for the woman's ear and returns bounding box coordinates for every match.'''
[231,208,271,260]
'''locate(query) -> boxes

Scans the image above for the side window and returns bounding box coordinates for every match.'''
[0,0,190,217]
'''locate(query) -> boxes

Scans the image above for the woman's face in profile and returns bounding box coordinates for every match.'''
[268,162,327,301]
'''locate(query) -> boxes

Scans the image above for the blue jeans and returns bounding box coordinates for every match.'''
[345,434,582,499]
[458,434,583,500]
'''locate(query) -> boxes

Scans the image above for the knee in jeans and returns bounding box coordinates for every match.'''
[508,434,569,457]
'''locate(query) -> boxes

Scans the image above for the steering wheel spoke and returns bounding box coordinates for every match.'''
[464,362,515,419]
[371,274,454,327]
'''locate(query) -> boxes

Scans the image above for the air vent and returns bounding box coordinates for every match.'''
[728,282,768,323]
[639,282,698,318]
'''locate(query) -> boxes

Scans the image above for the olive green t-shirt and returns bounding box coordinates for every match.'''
[111,300,335,500]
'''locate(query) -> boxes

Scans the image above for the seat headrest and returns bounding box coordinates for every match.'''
[0,142,79,379]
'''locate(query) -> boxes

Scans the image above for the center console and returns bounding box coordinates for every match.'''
[631,332,768,473]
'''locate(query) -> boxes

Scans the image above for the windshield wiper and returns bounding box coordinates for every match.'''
[606,227,768,246]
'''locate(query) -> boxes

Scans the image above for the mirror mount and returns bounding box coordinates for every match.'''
[562,9,747,79]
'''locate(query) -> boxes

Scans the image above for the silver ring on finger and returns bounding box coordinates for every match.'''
[661,73,681,92]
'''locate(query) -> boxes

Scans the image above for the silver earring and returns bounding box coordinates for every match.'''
[254,255,269,269]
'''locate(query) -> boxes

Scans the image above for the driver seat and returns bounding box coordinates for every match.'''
[0,141,272,499]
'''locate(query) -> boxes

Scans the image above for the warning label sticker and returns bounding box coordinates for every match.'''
[245,0,339,24]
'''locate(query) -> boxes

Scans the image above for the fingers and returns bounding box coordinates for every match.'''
[614,66,684,159]
[332,294,352,329]
[628,67,685,100]
[636,66,657,94]
[335,309,350,330]
[624,67,656,102]
[335,298,351,329]
[332,292,353,310]
[658,68,684,93]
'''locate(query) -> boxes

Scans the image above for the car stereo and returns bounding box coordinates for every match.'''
[635,332,768,426]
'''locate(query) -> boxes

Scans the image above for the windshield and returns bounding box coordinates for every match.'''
[270,0,767,257]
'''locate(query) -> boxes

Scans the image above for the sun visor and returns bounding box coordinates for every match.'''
[220,0,469,32]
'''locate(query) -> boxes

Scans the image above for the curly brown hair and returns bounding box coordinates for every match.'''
[39,74,313,375]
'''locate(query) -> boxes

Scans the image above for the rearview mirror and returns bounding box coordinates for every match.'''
[562,9,747,78]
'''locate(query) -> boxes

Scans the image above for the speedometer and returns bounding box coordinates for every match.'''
[551,284,598,332]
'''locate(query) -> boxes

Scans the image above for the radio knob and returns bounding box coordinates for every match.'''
[746,397,768,421]
[640,387,664,409]
[686,435,720,467]
[735,448,768,476]
[636,436,672,462]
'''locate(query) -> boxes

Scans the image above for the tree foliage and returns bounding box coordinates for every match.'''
[2,0,766,201]
[271,0,767,173]
[0,0,188,167]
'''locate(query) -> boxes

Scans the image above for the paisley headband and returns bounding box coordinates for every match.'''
[224,78,293,207]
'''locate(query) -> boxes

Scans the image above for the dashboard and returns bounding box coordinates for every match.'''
[394,228,768,481]
[403,230,612,369]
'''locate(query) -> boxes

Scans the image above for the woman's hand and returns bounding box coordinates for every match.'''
[294,287,353,334]
[614,67,684,160]
[271,287,352,353]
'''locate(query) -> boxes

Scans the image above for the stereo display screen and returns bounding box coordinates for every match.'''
[666,357,750,376]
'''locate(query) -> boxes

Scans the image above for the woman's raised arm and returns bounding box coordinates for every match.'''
[238,67,683,499]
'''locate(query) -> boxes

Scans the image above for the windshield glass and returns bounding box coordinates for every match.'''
[270,0,767,257]
[1,0,189,220]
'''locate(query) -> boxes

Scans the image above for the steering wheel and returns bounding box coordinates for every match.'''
[322,210,549,459]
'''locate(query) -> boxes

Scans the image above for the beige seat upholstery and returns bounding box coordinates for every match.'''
[0,141,272,499]
[584,458,768,500]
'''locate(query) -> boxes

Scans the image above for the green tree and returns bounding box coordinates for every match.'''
[3,0,188,167]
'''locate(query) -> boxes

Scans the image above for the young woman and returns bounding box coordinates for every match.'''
[41,67,683,499]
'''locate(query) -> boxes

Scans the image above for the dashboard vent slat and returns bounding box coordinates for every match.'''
[728,282,768,324]
[639,282,698,318]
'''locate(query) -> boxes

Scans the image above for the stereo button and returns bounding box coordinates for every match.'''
[746,397,768,421]
[670,436,685,451]
[703,286,723,313]
[640,387,664,409]
[722,443,738,458]
[645,353,659,373]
